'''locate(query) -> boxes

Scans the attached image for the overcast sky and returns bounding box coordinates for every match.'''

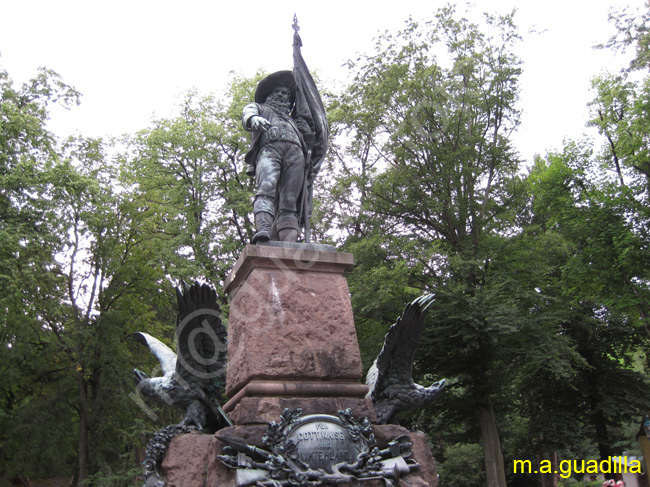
[0,0,645,164]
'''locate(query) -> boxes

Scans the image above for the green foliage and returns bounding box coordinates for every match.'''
[121,76,257,287]
[600,2,650,72]
[323,5,650,487]
[1,66,83,479]
[321,6,527,486]
[529,143,650,337]
[524,145,650,461]
[588,73,650,200]
[437,442,487,487]
[0,66,256,484]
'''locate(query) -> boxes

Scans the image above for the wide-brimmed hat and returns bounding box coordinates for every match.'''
[255,70,296,105]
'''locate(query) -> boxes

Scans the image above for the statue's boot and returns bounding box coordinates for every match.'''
[276,213,299,242]
[252,212,273,244]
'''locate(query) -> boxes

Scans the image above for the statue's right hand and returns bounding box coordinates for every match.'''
[250,116,271,131]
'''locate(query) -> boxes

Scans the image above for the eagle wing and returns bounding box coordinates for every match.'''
[367,294,434,400]
[175,281,227,398]
[132,332,177,376]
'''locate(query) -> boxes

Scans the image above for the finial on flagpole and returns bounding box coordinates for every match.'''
[292,13,302,47]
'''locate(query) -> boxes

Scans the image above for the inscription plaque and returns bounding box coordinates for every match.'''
[217,408,420,486]
[286,414,366,472]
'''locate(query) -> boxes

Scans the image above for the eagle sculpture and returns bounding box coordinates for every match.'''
[133,281,230,432]
[366,294,447,424]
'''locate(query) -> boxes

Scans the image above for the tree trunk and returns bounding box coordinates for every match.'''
[76,371,90,485]
[594,407,615,480]
[538,452,559,487]
[477,393,507,487]
[586,362,615,480]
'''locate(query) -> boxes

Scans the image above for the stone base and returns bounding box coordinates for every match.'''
[224,244,362,400]
[161,432,220,487]
[222,379,373,424]
[159,244,439,486]
[225,395,377,425]
[162,425,439,487]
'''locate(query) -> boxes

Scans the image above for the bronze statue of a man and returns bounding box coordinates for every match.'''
[242,71,314,243]
[243,18,329,245]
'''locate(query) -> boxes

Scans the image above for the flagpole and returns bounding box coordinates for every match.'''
[303,150,312,243]
[293,14,312,243]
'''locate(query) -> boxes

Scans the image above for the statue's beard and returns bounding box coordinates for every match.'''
[267,97,291,114]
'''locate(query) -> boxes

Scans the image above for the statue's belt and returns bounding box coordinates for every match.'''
[260,125,301,147]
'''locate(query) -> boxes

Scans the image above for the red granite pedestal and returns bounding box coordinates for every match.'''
[222,243,373,423]
[161,243,439,486]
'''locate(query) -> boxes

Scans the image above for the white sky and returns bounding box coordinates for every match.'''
[0,0,645,165]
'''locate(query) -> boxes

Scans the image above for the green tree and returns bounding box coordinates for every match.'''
[525,143,650,473]
[0,66,181,485]
[0,66,82,480]
[122,76,259,287]
[600,2,650,72]
[324,7,524,487]
[438,443,487,487]
[1,135,171,484]
[589,73,650,203]
[0,64,267,485]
